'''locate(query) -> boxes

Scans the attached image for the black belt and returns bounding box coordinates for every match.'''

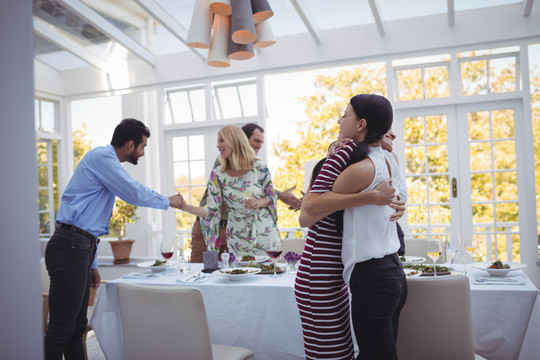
[57,223,100,244]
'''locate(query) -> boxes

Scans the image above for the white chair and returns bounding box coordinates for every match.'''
[281,237,306,255]
[404,237,446,263]
[397,276,486,360]
[116,283,254,360]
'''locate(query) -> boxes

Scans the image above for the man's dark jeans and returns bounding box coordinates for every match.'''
[349,253,408,360]
[44,226,97,360]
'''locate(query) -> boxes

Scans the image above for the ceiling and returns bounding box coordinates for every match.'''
[32,0,539,97]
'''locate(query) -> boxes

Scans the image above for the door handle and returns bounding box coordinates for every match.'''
[452,177,457,198]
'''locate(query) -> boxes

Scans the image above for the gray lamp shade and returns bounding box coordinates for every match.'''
[231,0,256,44]
[228,36,254,60]
[186,0,212,49]
[208,14,231,67]
[254,20,276,48]
[210,0,231,16]
[251,0,273,24]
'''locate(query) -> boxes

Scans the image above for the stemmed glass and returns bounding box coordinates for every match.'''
[160,239,174,276]
[464,235,479,274]
[426,238,442,277]
[264,229,283,277]
[446,233,461,267]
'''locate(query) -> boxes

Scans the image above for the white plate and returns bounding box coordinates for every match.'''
[235,255,269,266]
[404,268,423,278]
[214,267,262,281]
[472,261,526,277]
[137,260,172,273]
[400,256,426,265]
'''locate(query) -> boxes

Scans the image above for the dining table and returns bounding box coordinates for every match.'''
[90,262,539,360]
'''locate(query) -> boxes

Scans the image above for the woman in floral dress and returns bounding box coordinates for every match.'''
[178,125,278,257]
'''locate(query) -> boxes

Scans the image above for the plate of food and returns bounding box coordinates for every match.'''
[214,267,262,281]
[137,259,171,272]
[472,260,526,277]
[399,256,426,265]
[404,268,422,278]
[402,264,452,276]
[235,255,269,266]
[253,262,286,274]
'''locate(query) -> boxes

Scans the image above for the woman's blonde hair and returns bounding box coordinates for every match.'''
[219,125,257,171]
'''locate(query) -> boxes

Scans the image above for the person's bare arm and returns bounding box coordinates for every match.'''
[277,185,302,211]
[178,194,208,218]
[299,160,396,227]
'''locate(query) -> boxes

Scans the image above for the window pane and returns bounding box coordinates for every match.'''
[408,205,428,225]
[461,60,488,95]
[35,99,40,129]
[39,189,49,211]
[190,161,206,185]
[428,176,449,203]
[492,109,514,138]
[496,202,518,223]
[469,142,492,171]
[36,142,48,164]
[424,66,449,98]
[471,173,493,201]
[472,203,494,223]
[405,147,426,174]
[427,145,448,173]
[192,186,206,205]
[41,100,55,132]
[397,68,422,101]
[169,91,192,123]
[490,57,516,93]
[173,162,189,186]
[172,137,188,161]
[407,176,427,203]
[40,213,50,235]
[468,111,490,141]
[216,87,241,118]
[188,135,205,160]
[404,116,424,145]
[493,141,516,169]
[425,115,446,143]
[38,165,48,187]
[429,205,450,224]
[238,83,258,116]
[190,89,206,122]
[495,172,517,201]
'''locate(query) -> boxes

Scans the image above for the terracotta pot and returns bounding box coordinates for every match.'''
[110,240,135,264]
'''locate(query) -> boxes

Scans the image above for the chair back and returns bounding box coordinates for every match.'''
[281,238,306,255]
[116,283,214,360]
[397,275,476,360]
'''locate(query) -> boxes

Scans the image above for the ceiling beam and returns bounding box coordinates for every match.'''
[33,17,109,72]
[81,0,146,28]
[289,0,321,44]
[57,0,156,66]
[368,0,386,36]
[447,0,455,26]
[523,0,534,16]
[133,0,205,61]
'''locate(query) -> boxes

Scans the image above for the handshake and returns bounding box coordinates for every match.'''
[168,193,186,210]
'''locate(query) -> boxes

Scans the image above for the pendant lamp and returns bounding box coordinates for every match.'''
[207,14,231,67]
[251,0,273,24]
[254,20,275,49]
[231,0,256,45]
[210,0,232,16]
[186,0,212,48]
[228,37,254,60]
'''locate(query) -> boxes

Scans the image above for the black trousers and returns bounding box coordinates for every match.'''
[349,253,408,360]
[44,226,98,360]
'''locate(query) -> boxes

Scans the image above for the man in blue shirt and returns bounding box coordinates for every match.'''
[44,119,183,360]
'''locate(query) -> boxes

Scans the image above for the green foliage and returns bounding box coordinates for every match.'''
[108,198,139,241]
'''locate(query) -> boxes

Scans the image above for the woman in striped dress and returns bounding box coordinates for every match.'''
[295,95,404,359]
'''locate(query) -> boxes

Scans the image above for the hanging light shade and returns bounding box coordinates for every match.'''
[253,20,276,49]
[230,0,256,45]
[251,0,273,24]
[210,0,232,16]
[186,0,212,49]
[207,14,231,67]
[228,36,254,60]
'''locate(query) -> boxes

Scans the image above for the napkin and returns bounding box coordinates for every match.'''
[177,273,212,284]
[121,271,160,279]
[469,271,526,285]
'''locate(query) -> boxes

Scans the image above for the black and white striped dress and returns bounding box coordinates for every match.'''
[294,143,356,360]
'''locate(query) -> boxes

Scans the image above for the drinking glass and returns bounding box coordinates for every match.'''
[426,238,442,277]
[160,239,174,276]
[446,233,461,266]
[264,229,283,277]
[463,235,479,274]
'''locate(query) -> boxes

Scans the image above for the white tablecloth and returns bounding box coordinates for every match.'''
[91,264,539,360]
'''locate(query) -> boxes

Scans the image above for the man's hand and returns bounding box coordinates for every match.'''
[90,268,101,288]
[169,193,185,209]
[389,195,406,221]
[370,179,396,206]
[277,185,302,211]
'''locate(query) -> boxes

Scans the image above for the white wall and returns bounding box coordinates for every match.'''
[0,0,44,358]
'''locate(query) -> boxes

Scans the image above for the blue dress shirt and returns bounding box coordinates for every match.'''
[56,144,170,268]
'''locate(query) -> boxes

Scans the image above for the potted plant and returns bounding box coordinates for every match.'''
[108,199,139,264]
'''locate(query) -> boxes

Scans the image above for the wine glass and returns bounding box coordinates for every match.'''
[265,229,283,277]
[160,239,174,276]
[446,233,461,266]
[426,238,442,277]
[463,235,479,274]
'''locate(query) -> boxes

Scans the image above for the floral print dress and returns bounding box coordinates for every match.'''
[200,159,278,257]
